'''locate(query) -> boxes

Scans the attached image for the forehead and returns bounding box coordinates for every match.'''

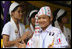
[17,7,22,11]
[38,14,49,18]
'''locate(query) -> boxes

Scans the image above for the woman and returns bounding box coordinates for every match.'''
[25,10,38,43]
[2,2,28,48]
[26,6,68,48]
[53,9,71,48]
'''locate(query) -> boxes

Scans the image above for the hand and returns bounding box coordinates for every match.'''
[16,38,22,43]
[15,40,26,48]
[14,38,22,47]
[25,31,30,36]
[48,45,53,48]
[18,43,26,48]
[48,38,54,48]
[21,31,30,40]
[15,41,20,47]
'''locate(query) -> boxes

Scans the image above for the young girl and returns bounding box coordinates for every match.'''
[24,10,38,44]
[2,2,28,48]
[26,6,68,48]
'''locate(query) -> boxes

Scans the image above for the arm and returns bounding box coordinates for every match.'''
[21,30,34,41]
[3,34,22,47]
[3,35,16,47]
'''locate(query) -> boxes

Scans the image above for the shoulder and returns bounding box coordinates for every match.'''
[3,22,12,28]
[64,26,71,31]
[52,26,61,32]
[51,26,62,34]
[2,22,11,35]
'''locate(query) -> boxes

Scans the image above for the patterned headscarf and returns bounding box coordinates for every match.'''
[37,6,52,17]
[27,6,52,48]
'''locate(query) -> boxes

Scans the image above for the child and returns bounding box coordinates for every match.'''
[26,6,68,48]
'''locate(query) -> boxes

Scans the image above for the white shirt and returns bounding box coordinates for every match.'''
[55,21,71,47]
[26,24,68,48]
[2,18,25,48]
[63,26,71,44]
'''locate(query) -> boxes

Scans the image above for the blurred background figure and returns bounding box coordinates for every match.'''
[25,10,38,43]
[1,3,4,39]
[1,1,11,24]
[52,8,71,48]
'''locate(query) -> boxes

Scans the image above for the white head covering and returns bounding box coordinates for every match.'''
[55,9,65,28]
[56,9,65,20]
[29,10,38,18]
[37,6,51,17]
[9,2,19,15]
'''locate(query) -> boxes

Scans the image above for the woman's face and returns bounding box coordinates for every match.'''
[12,7,23,20]
[38,15,52,29]
[31,17,35,26]
[62,16,68,24]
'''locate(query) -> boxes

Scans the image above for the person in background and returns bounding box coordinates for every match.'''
[24,10,38,43]
[2,2,29,48]
[1,4,4,39]
[52,8,71,48]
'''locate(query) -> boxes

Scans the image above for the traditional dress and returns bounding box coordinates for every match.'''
[26,6,68,48]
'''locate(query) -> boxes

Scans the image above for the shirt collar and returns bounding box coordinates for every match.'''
[46,24,53,32]
[10,17,20,31]
[39,24,53,33]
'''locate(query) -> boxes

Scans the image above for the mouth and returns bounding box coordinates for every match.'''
[20,16,22,18]
[39,22,45,25]
[39,23,45,26]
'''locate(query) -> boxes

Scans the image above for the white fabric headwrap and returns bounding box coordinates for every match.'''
[9,2,19,15]
[29,10,38,18]
[37,6,51,17]
[56,9,65,20]
[54,9,65,30]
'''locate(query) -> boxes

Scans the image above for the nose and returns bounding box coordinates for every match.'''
[38,18,44,23]
[40,18,44,22]
[20,12,23,16]
[20,12,23,14]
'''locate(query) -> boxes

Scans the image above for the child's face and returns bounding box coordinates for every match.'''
[38,15,51,29]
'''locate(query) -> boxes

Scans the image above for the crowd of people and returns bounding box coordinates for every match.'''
[1,2,71,48]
